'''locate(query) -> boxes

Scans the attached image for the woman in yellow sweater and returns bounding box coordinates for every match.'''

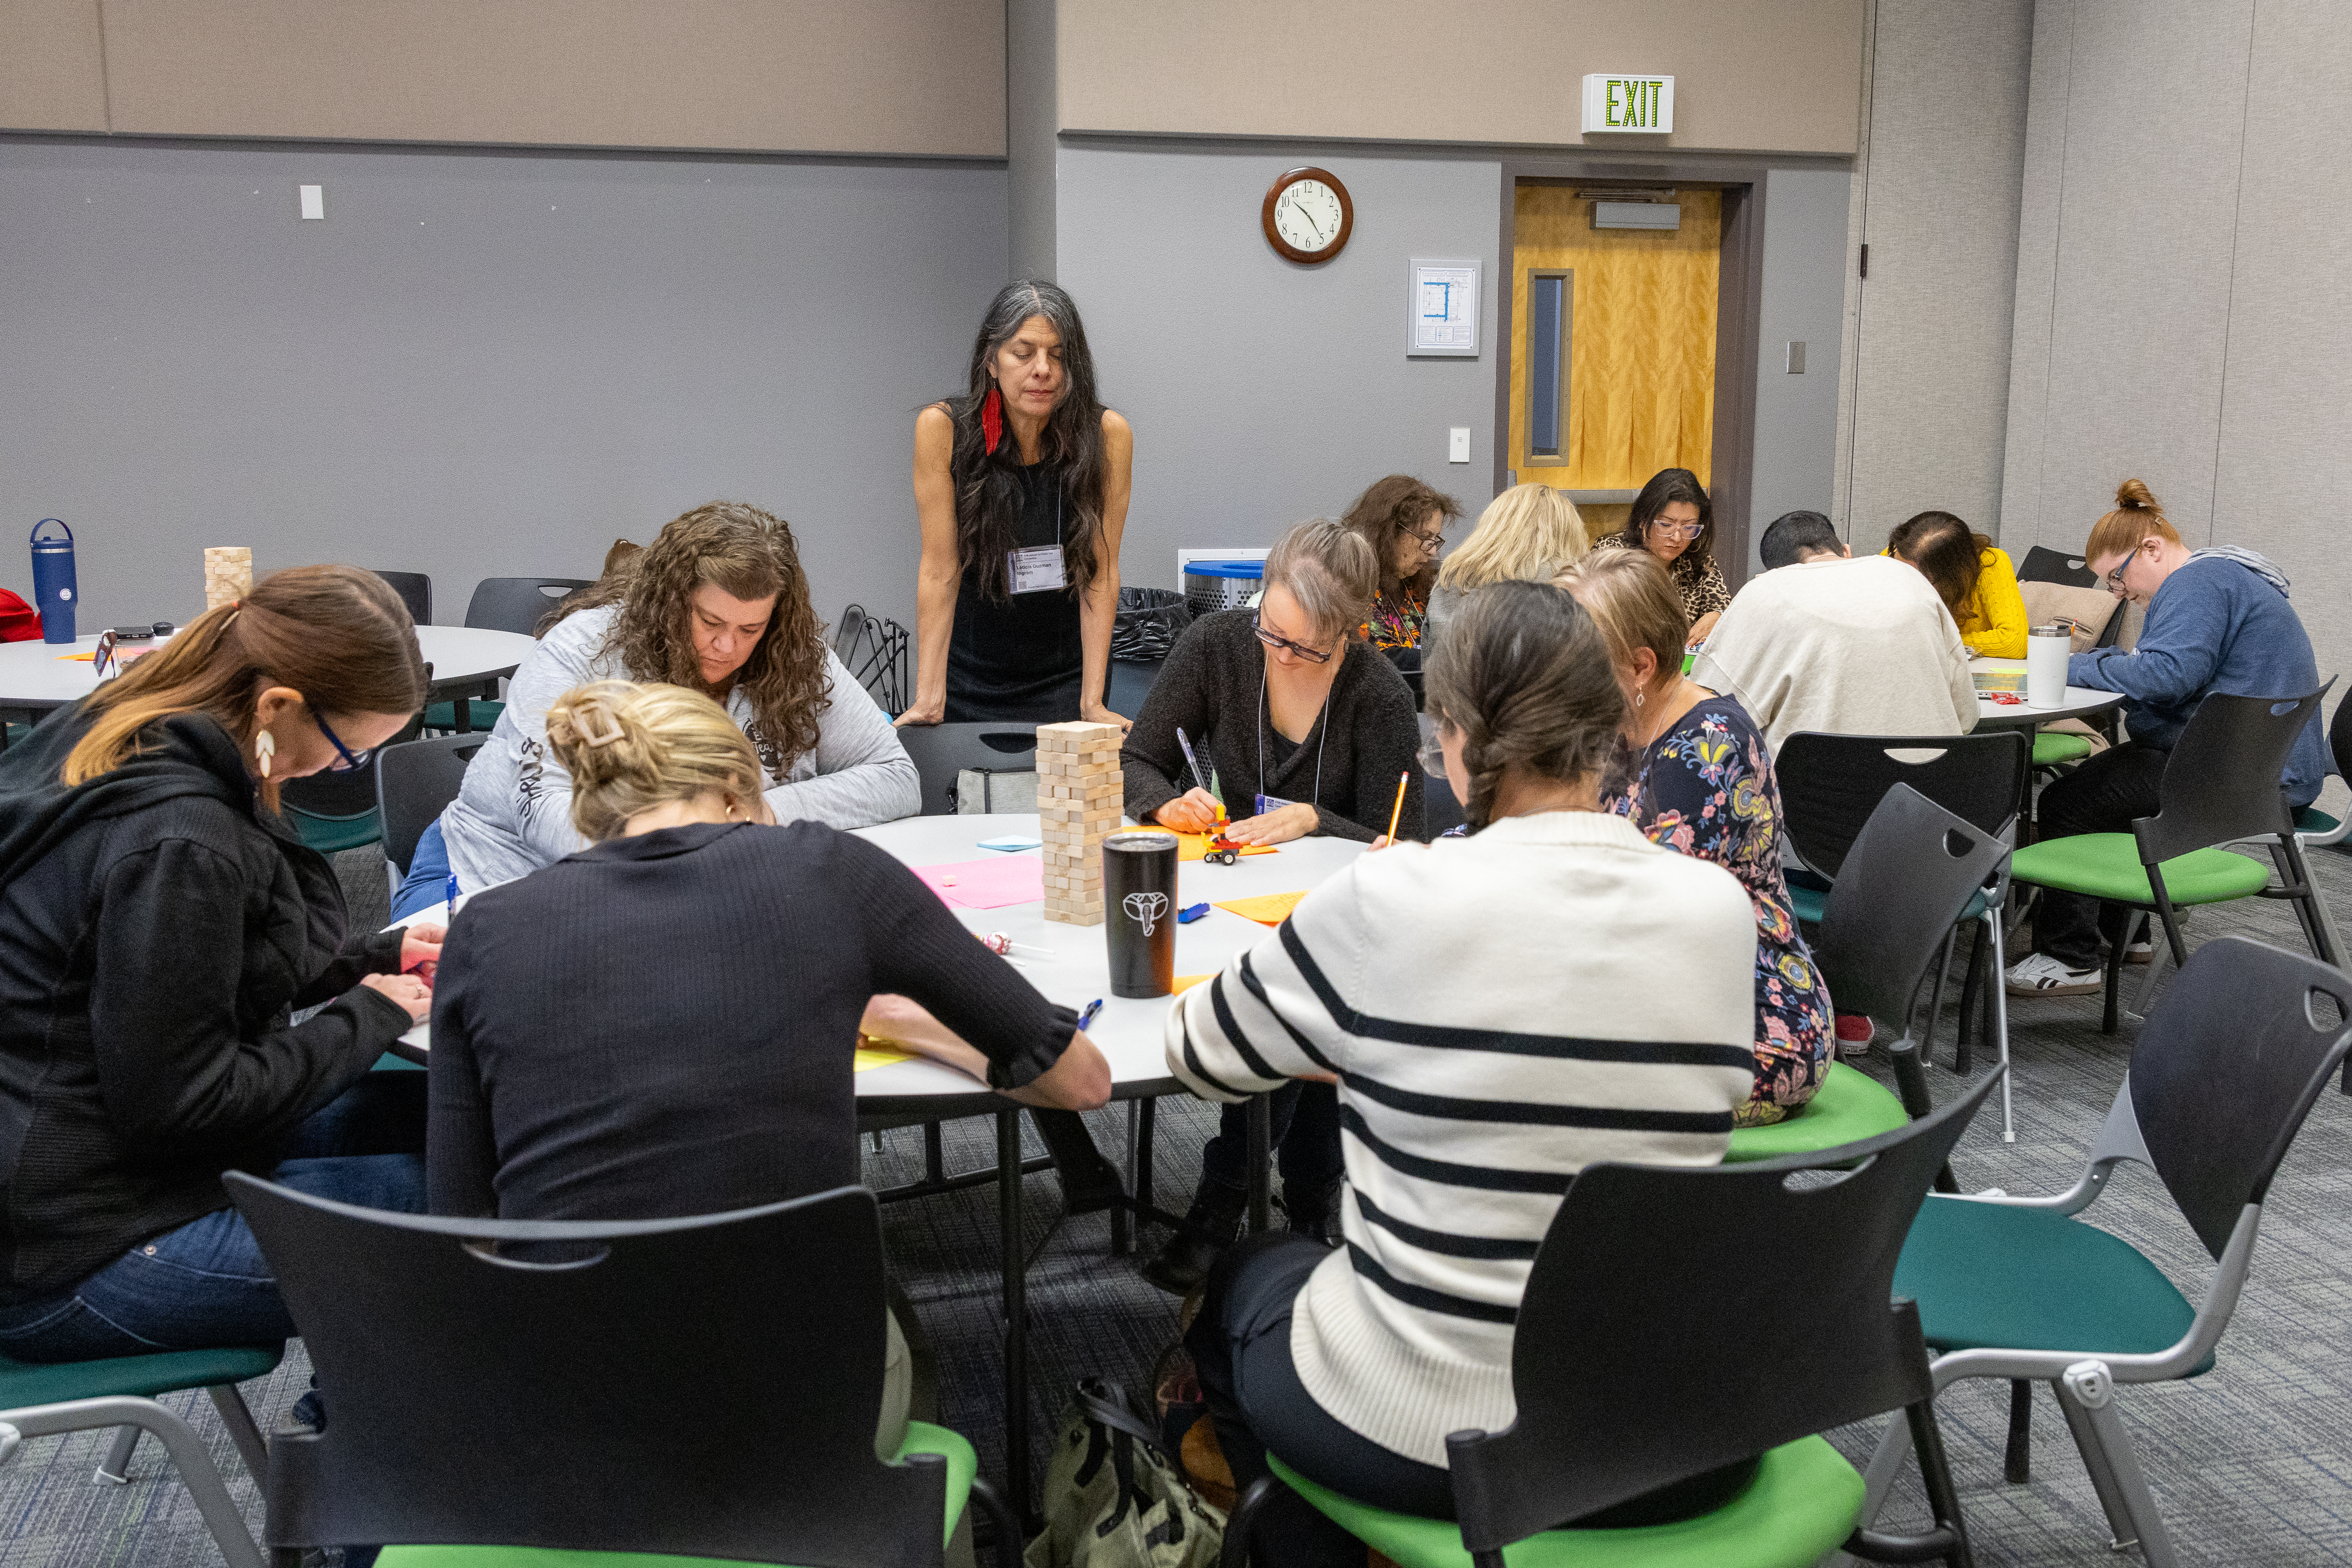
[1887,510,2027,658]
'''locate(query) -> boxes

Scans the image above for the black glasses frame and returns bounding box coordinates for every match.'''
[1252,613,1336,665]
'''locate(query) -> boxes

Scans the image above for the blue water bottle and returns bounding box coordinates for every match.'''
[29,519,75,645]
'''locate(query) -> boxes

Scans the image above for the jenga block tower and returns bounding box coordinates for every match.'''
[1036,721,1122,926]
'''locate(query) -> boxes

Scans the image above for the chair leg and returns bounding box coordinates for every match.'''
[2,1396,265,1568]
[1221,1472,1282,1568]
[93,1423,138,1485]
[966,1472,1026,1568]
[1954,929,1983,1078]
[1986,912,2015,1143]
[1885,1041,1959,1194]
[1918,927,1958,1073]
[2004,1380,2032,1483]
[206,1382,268,1481]
[2100,936,2127,1034]
[1111,1104,1135,1256]
[2053,1362,2178,1568]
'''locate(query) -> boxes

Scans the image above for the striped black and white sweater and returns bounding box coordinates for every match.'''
[1165,809,1756,1467]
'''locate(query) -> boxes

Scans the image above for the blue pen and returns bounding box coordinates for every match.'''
[1076,998,1103,1031]
[444,873,459,914]
[1178,901,1210,924]
[1173,726,1212,797]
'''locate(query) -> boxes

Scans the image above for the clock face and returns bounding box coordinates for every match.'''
[1274,179,1344,254]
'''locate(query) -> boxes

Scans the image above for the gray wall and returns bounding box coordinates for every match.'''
[1833,0,2035,554]
[2001,0,2352,714]
[1748,165,1855,569]
[1053,142,1503,587]
[0,138,1007,634]
[1006,0,1057,280]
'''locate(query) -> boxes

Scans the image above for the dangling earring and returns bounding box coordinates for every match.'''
[254,729,275,778]
[725,798,741,821]
[981,386,1004,455]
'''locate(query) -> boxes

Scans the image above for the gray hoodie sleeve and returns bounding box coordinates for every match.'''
[763,651,922,829]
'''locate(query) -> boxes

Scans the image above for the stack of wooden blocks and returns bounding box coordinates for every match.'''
[1037,720,1123,926]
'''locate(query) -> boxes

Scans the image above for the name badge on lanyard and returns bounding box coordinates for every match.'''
[1253,792,1297,818]
[1007,544,1068,595]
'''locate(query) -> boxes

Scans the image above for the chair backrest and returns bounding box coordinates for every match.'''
[226,1178,951,1564]
[2138,684,2331,864]
[2332,690,2352,783]
[279,700,431,822]
[376,733,486,875]
[2016,544,2097,588]
[894,722,1039,816]
[1445,1069,2001,1548]
[464,577,595,636]
[1814,783,2012,1028]
[1777,730,2028,880]
[2124,935,2352,1260]
[370,570,433,626]
[834,604,910,716]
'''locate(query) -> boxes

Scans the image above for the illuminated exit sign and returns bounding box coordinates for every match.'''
[1582,74,1674,133]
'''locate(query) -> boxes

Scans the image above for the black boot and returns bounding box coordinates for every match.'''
[1142,1181,1247,1295]
[1031,1109,1126,1215]
[1282,1178,1346,1247]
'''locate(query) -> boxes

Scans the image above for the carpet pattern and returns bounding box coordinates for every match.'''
[4,845,2346,1566]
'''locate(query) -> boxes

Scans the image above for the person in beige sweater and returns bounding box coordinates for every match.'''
[1690,553,1977,753]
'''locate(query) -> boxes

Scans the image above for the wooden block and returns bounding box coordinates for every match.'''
[1036,721,1120,752]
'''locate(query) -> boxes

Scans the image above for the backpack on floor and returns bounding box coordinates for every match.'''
[1024,1377,1225,1568]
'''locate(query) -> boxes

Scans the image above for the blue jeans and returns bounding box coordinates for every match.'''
[0,1077,426,1361]
[390,816,455,921]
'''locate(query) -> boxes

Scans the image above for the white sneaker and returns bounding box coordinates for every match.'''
[2124,940,2155,965]
[2006,952,2103,996]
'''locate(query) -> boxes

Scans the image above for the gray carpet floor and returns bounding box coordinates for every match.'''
[5,843,2348,1566]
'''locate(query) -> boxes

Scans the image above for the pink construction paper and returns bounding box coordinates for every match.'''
[911,856,1044,910]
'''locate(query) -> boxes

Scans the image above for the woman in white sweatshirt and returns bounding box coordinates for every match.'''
[1171,580,1757,1561]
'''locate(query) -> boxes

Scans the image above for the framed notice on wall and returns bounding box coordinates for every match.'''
[1407,258,1480,358]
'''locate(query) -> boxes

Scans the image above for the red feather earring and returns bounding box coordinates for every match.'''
[981,387,1004,455]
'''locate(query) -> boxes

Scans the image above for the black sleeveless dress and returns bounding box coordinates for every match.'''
[945,459,1085,723]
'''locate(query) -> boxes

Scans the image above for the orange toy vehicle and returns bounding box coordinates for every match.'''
[1203,805,1243,866]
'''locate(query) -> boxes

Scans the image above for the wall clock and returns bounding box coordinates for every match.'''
[1262,167,1353,264]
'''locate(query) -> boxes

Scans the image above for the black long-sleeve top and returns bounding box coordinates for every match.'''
[1120,610,1425,843]
[0,710,409,1305]
[426,820,1077,1221]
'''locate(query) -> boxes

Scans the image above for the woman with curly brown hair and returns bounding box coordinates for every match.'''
[901,280,1134,729]
[1336,473,1461,658]
[410,501,918,914]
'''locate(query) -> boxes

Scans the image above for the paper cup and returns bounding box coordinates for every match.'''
[2027,624,2070,709]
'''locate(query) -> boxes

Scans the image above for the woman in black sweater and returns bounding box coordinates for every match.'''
[0,568,434,1361]
[427,679,1110,1452]
[1122,519,1425,1293]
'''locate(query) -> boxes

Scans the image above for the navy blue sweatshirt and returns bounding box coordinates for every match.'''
[2070,556,2331,806]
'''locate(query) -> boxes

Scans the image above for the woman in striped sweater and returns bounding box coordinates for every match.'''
[1171,580,1757,1559]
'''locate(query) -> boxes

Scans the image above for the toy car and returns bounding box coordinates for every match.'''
[1203,811,1242,866]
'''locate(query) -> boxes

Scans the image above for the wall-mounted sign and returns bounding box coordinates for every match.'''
[1582,74,1674,134]
[1407,258,1480,358]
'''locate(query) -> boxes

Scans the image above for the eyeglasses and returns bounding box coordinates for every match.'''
[1252,613,1335,665]
[1418,720,1457,779]
[1647,520,1705,542]
[311,710,378,774]
[1403,524,1445,553]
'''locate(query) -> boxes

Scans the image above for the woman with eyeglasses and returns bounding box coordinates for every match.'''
[1336,475,1461,660]
[1591,467,1731,643]
[0,566,439,1363]
[1122,518,1425,1291]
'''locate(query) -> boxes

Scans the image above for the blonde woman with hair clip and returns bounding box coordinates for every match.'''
[0,566,438,1364]
[1559,550,1834,1109]
[426,680,1109,1454]
[1423,482,1590,656]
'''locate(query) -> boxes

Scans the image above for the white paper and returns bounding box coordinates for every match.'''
[1409,260,1480,357]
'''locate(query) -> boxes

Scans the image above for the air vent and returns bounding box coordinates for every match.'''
[1593,201,1681,231]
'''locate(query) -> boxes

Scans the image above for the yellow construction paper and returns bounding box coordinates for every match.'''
[1213,891,1308,926]
[1173,833,1277,863]
[853,1043,917,1072]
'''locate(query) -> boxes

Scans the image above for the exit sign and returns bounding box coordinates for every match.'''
[1582,74,1674,133]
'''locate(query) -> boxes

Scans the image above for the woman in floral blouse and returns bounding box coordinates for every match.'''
[1558,551,1833,1124]
[1588,467,1733,643]
[1337,474,1460,658]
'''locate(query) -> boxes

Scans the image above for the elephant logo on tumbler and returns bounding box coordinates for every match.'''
[1122,891,1170,937]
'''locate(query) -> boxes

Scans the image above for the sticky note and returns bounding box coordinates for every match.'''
[853,1043,917,1072]
[977,834,1044,852]
[912,857,1044,910]
[1213,890,1308,926]
[1173,973,1214,994]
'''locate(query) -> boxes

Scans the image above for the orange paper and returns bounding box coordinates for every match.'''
[1173,832,1277,863]
[1213,891,1309,926]
[1173,973,1214,994]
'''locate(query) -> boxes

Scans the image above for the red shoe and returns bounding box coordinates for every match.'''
[1834,1013,1875,1059]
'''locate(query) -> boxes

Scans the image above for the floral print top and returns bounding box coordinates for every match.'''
[1604,694,1832,1113]
[1365,587,1427,652]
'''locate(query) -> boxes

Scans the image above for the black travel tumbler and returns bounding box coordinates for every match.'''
[1103,830,1179,999]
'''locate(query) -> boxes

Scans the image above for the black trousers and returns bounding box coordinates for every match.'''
[1199,1081,1343,1203]
[2031,742,2170,969]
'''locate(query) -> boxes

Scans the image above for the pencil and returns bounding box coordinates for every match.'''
[1383,769,1409,844]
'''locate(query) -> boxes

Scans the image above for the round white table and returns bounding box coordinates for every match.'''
[0,625,538,737]
[1968,656,2125,732]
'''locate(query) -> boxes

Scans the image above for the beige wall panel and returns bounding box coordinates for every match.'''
[97,0,1005,155]
[1058,0,1865,155]
[2022,0,2253,554]
[2210,0,2352,702]
[1995,0,2079,551]
[0,0,109,130]
[1841,0,2032,553]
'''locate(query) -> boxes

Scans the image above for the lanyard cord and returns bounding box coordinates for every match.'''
[1258,661,1332,811]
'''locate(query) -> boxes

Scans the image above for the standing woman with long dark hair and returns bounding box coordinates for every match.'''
[899,280,1134,729]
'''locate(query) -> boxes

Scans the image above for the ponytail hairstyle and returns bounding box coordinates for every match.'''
[63,565,424,813]
[1886,510,1991,615]
[2084,478,2181,562]
[1422,580,1625,832]
[944,280,1109,602]
[1262,518,1380,646]
[543,680,765,844]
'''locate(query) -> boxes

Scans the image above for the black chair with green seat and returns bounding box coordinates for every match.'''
[228,1176,1020,1568]
[2013,546,2122,768]
[368,570,432,628]
[2008,685,2340,1036]
[0,1341,280,1568]
[1857,934,2352,1568]
[1730,782,2013,1161]
[376,732,484,888]
[422,576,592,733]
[2290,691,2351,851]
[1220,1070,2000,1568]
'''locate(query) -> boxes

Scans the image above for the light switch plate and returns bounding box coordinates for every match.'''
[1448,427,1471,464]
[299,185,325,220]
[1785,339,1806,374]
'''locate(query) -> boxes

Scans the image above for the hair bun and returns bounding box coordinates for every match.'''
[2114,478,2160,513]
